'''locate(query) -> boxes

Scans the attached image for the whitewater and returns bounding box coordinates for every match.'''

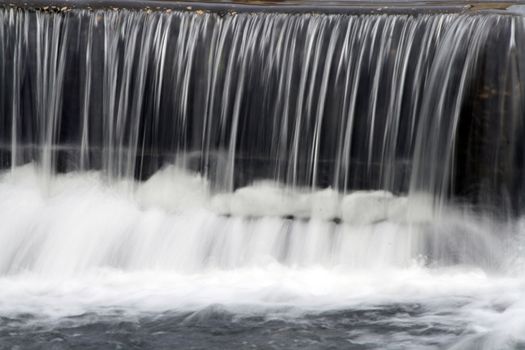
[0,164,522,349]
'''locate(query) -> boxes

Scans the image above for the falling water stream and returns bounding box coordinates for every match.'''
[0,5,524,349]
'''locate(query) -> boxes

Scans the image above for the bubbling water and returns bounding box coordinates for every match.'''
[0,164,512,276]
[0,164,523,349]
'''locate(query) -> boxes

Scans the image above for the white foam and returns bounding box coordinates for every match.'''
[137,165,210,211]
[0,164,523,348]
[0,164,512,275]
[0,266,522,345]
[131,165,425,223]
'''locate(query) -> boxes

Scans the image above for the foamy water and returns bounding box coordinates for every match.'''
[0,165,524,349]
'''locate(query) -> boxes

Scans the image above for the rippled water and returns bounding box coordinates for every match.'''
[0,271,523,349]
[0,306,501,349]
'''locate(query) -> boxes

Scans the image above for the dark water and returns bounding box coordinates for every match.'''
[0,305,486,350]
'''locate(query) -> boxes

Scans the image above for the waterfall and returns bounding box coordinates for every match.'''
[0,5,524,349]
[1,8,523,209]
[0,4,521,269]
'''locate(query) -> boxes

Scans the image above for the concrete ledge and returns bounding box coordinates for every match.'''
[0,1,524,16]
[0,0,517,15]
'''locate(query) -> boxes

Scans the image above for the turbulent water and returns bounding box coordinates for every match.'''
[0,165,523,349]
[0,5,525,350]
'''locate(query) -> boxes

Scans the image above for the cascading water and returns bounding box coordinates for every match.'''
[0,4,524,349]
